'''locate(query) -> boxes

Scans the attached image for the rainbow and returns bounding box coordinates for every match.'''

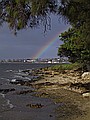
[32,32,61,59]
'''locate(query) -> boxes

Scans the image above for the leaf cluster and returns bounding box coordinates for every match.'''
[58,0,90,67]
[58,27,90,65]
[0,0,90,66]
[0,0,58,33]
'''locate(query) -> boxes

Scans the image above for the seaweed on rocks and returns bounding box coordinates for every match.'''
[26,103,44,108]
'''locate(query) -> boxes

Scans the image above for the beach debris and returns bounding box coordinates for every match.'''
[26,103,44,108]
[10,79,32,86]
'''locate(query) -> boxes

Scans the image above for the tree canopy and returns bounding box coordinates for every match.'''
[0,0,90,35]
[0,0,58,33]
[58,27,90,64]
[58,0,90,47]
[0,0,90,67]
[58,0,90,68]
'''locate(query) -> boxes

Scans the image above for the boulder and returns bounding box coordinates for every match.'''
[82,72,90,80]
[82,92,90,98]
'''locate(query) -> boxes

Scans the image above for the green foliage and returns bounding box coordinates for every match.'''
[0,0,57,33]
[49,63,81,71]
[58,0,90,65]
[58,27,90,64]
[0,0,90,34]
[0,0,90,37]
[0,0,90,66]
[59,0,90,48]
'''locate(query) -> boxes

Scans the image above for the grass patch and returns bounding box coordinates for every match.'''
[48,63,81,72]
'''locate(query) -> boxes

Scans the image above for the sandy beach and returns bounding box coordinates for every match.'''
[30,68,90,120]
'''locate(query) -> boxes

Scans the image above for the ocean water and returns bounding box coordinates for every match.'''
[0,63,56,120]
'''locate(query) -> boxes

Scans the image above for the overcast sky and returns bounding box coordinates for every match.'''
[0,15,69,60]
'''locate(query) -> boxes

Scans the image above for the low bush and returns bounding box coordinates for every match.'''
[49,63,81,72]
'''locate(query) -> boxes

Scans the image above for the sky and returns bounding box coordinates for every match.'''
[0,15,69,60]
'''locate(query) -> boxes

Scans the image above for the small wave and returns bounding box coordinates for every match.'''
[0,93,5,98]
[19,69,32,73]
[7,100,14,109]
[6,70,13,72]
[16,72,28,76]
[6,69,18,73]
[14,75,23,78]
[0,93,14,110]
[11,79,16,82]
[18,69,23,72]
[14,75,27,79]
[1,78,5,80]
[13,74,31,81]
[24,77,31,81]
[0,78,10,83]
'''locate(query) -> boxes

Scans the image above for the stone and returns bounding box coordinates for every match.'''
[82,72,90,80]
[82,92,90,98]
[0,88,15,94]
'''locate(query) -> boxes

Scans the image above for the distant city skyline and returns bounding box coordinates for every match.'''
[0,15,69,59]
[0,57,69,64]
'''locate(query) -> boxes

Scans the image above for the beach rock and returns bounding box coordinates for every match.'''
[10,79,32,86]
[0,88,15,94]
[82,72,90,80]
[82,92,90,98]
[10,79,26,85]
[21,69,31,74]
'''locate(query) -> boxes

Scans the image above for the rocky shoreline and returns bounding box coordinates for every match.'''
[30,68,90,120]
[9,67,90,96]
[7,67,90,120]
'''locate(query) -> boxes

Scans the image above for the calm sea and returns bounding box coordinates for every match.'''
[0,63,56,119]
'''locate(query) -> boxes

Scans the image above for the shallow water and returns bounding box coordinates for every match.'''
[0,63,56,120]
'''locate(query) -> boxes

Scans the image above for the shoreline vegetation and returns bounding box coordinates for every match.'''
[9,63,90,120]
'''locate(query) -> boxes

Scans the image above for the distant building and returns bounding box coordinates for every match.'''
[48,61,52,63]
